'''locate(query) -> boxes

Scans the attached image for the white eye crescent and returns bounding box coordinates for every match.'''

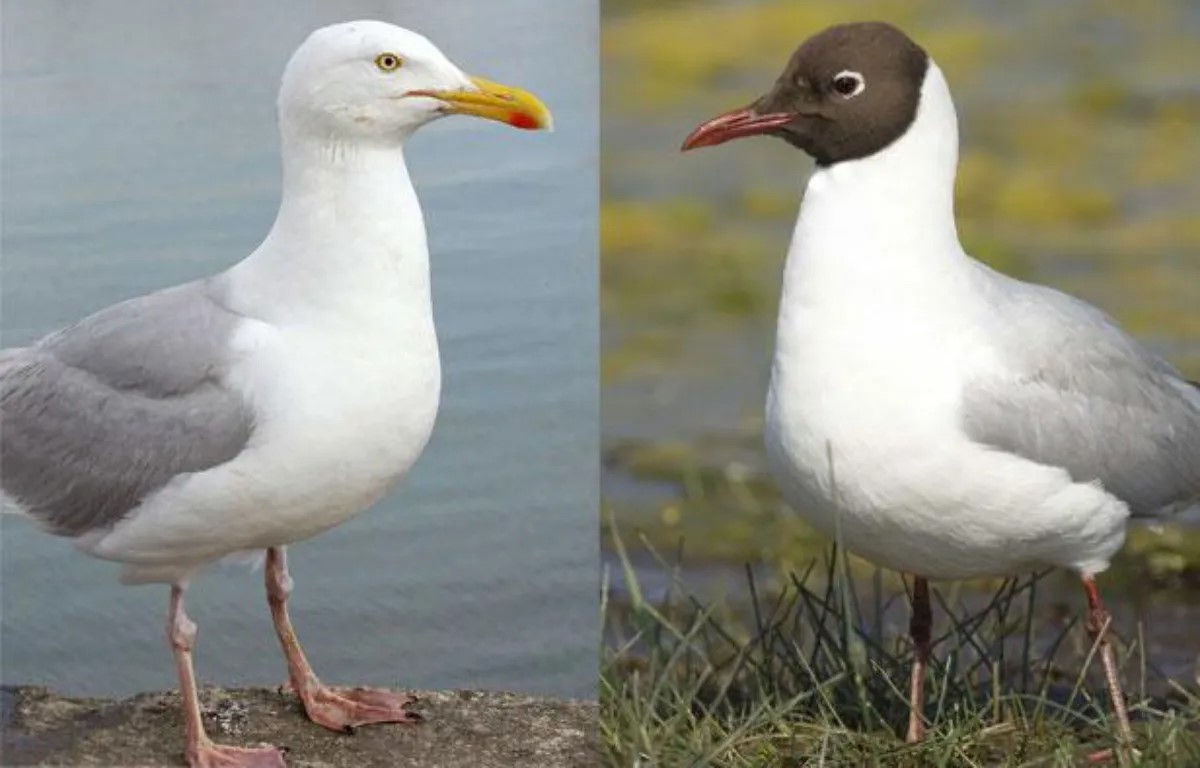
[832,70,865,98]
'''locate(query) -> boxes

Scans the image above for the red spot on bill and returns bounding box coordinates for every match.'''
[509,112,540,130]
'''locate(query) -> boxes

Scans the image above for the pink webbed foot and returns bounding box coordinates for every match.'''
[264,550,421,736]
[299,685,421,733]
[189,741,287,768]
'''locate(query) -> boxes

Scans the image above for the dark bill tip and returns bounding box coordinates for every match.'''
[680,107,793,151]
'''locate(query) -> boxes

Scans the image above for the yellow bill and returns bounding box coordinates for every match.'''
[415,76,553,131]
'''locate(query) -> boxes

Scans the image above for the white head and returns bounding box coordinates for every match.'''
[278,20,552,145]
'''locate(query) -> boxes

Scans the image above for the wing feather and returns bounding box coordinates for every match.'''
[961,265,1200,516]
[0,279,254,536]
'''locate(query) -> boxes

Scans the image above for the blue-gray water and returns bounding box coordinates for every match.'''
[1,0,598,699]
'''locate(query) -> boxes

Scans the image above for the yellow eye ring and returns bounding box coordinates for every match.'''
[375,53,402,72]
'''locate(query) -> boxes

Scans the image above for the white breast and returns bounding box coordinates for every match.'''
[764,173,1127,580]
[83,313,441,571]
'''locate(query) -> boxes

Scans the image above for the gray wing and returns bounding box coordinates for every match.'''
[0,278,254,536]
[961,263,1200,516]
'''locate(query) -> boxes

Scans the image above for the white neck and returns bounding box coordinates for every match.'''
[777,61,963,303]
[771,61,966,375]
[225,126,431,326]
[796,62,959,261]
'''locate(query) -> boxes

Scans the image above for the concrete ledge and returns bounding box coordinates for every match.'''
[1,685,598,767]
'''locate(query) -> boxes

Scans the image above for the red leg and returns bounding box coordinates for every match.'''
[265,547,420,733]
[168,585,286,768]
[1082,576,1134,766]
[906,575,931,743]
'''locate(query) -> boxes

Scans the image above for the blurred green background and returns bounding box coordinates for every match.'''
[601,0,1200,679]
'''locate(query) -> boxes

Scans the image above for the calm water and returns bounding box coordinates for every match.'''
[1,1,598,699]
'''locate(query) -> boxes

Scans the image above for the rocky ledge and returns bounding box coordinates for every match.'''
[1,685,598,767]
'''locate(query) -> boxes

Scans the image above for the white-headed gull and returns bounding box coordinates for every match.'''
[2,20,552,768]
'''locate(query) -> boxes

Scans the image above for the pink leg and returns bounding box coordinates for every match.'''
[906,575,931,743]
[265,547,420,733]
[168,585,286,768]
[1082,576,1134,766]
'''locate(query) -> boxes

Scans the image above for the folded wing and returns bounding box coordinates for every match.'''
[1,279,255,536]
[961,265,1200,516]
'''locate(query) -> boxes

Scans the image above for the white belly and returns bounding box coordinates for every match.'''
[764,299,1128,580]
[84,318,441,576]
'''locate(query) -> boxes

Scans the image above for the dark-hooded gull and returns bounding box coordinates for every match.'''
[682,21,1199,763]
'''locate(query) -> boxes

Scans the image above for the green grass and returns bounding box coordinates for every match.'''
[601,526,1200,767]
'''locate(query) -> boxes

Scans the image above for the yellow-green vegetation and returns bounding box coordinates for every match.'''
[601,200,773,325]
[603,1,994,110]
[603,537,1200,766]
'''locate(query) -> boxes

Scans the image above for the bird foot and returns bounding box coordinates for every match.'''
[298,685,422,733]
[188,741,287,768]
[1085,746,1139,766]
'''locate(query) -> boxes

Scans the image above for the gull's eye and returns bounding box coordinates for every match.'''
[374,53,403,72]
[831,70,865,98]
